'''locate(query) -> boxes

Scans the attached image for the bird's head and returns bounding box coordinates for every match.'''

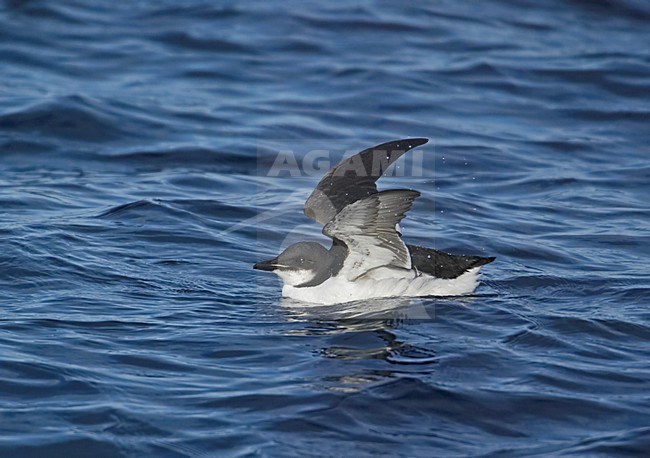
[253,242,327,286]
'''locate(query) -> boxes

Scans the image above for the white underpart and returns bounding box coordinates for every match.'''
[281,267,483,305]
[274,268,316,286]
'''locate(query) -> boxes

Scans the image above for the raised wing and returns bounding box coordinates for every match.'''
[305,138,428,226]
[323,189,420,281]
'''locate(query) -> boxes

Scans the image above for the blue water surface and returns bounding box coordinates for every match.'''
[1,0,650,456]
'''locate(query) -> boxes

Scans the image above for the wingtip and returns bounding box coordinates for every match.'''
[474,256,496,267]
[399,137,429,149]
[381,188,421,199]
[373,138,429,151]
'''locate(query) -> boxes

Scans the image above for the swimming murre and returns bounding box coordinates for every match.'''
[254,138,495,305]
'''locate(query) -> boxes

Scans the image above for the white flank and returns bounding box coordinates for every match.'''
[281,267,483,306]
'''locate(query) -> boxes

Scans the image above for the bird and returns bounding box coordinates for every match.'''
[254,138,495,305]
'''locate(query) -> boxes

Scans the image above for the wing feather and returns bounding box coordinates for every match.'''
[305,138,428,226]
[323,189,420,280]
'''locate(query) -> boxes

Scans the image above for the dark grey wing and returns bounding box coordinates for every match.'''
[305,138,428,225]
[407,245,496,279]
[323,189,420,281]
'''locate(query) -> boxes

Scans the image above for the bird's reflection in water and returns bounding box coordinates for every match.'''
[280,296,434,328]
[279,297,447,391]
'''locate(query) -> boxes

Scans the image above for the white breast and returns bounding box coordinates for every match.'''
[274,268,316,286]
[281,267,483,305]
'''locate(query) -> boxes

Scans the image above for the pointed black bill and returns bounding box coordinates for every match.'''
[253,258,279,271]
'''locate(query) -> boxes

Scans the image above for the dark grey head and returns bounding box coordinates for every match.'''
[254,242,329,286]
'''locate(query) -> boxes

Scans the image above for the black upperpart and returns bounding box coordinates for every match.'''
[407,244,495,279]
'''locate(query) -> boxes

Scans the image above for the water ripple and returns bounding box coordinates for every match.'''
[1,0,649,455]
